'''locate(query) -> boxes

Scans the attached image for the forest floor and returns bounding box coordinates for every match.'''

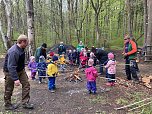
[0,50,152,114]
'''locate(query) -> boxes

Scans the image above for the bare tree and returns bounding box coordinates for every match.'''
[2,0,13,49]
[143,0,148,45]
[90,0,105,46]
[146,0,152,47]
[125,0,133,38]
[25,0,35,57]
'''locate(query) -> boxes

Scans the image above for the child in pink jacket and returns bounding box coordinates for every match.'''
[105,52,116,86]
[85,59,98,94]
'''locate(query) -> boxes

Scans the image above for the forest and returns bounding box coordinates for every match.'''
[0,0,152,55]
[0,0,152,114]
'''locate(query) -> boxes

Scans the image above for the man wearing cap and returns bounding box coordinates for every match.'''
[123,34,139,83]
[3,34,34,110]
[35,43,47,63]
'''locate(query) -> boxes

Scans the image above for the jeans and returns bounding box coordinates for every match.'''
[48,77,56,90]
[60,64,66,72]
[130,60,139,81]
[125,58,131,80]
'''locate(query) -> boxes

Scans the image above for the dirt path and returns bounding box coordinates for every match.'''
[0,56,152,114]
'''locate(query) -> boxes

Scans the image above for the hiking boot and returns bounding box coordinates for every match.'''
[5,104,18,110]
[88,90,92,94]
[111,82,115,86]
[22,103,34,109]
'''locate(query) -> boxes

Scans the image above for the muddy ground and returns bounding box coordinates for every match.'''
[0,50,152,114]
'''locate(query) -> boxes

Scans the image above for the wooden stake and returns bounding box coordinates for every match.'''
[128,101,152,112]
[115,97,152,110]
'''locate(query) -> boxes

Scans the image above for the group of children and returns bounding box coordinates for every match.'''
[85,52,116,94]
[28,49,116,94]
[28,53,59,92]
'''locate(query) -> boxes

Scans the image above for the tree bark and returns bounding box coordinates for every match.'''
[3,0,13,49]
[143,0,148,45]
[146,0,152,60]
[0,20,7,50]
[90,0,104,46]
[25,0,35,57]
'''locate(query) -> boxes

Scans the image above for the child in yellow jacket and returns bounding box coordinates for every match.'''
[59,52,66,72]
[47,55,59,92]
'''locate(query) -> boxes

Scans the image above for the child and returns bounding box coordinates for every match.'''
[68,50,73,66]
[105,52,116,86]
[59,52,66,72]
[37,55,47,83]
[46,52,55,64]
[47,55,59,92]
[72,49,77,65]
[28,56,37,80]
[80,50,88,68]
[85,59,98,94]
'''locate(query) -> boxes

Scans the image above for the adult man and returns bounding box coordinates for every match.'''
[35,43,47,63]
[95,48,108,75]
[58,42,66,55]
[3,34,34,110]
[123,34,139,83]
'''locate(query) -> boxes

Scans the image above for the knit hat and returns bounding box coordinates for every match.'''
[108,52,114,59]
[41,43,47,48]
[88,58,94,66]
[39,55,45,62]
[50,52,54,56]
[52,55,58,61]
[30,56,35,62]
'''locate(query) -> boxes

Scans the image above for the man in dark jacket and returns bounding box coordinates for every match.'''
[35,43,47,63]
[95,48,108,75]
[3,34,34,110]
[58,42,66,55]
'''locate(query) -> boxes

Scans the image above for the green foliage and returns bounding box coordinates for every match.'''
[116,98,129,105]
[89,96,106,104]
[108,38,124,50]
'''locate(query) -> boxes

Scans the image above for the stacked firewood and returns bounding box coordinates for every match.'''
[141,75,152,88]
[65,68,82,82]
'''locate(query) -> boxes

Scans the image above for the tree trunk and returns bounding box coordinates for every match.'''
[0,20,8,50]
[143,0,148,45]
[126,0,133,38]
[146,0,152,60]
[3,0,13,49]
[147,0,152,46]
[25,0,35,57]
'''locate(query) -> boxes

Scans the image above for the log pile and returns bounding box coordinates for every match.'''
[141,75,152,88]
[65,68,82,82]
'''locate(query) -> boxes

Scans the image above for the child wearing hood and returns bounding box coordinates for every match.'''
[47,55,59,93]
[104,52,116,86]
[28,56,37,80]
[37,55,47,83]
[85,59,98,94]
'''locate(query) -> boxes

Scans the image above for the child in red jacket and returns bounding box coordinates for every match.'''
[85,59,98,94]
